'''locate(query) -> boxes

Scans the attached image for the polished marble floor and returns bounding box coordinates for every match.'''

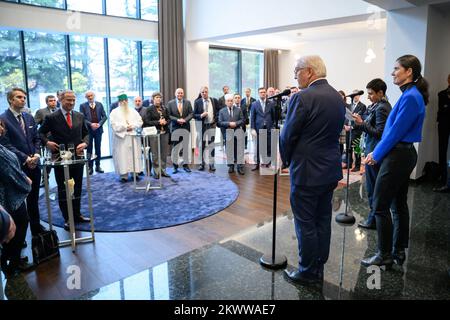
[2,177,449,300]
[73,181,449,300]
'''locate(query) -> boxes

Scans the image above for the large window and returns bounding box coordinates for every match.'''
[141,0,158,21]
[209,48,239,99]
[20,0,64,8]
[209,47,264,99]
[142,40,159,100]
[242,51,264,98]
[105,0,136,18]
[66,0,102,14]
[24,31,68,111]
[108,38,139,103]
[0,30,25,114]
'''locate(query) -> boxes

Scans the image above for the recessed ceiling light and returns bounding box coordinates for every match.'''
[296,32,302,37]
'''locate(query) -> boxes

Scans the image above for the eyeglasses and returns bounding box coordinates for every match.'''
[294,67,307,79]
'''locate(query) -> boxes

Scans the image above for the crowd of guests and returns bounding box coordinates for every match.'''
[1,56,449,286]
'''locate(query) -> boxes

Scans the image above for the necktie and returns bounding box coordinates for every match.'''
[178,101,183,116]
[90,103,95,109]
[261,100,265,113]
[229,107,233,118]
[66,112,72,128]
[17,114,26,135]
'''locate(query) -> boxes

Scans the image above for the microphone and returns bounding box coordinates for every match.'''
[268,89,292,100]
[346,90,364,98]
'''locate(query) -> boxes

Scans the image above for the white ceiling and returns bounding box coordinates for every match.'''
[213,18,387,50]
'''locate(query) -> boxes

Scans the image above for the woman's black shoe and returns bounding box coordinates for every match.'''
[361,253,393,269]
[392,250,406,266]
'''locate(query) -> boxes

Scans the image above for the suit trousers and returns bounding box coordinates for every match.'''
[438,123,450,183]
[364,162,380,225]
[200,123,216,166]
[23,166,42,235]
[372,144,417,254]
[149,132,170,171]
[0,203,28,266]
[290,182,338,278]
[256,127,272,165]
[54,163,84,221]
[87,129,102,168]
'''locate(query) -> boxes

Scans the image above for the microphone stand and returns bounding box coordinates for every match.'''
[335,96,356,226]
[260,96,287,269]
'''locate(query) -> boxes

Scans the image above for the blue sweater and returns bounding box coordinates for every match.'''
[373,85,425,162]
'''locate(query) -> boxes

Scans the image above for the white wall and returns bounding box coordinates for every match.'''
[278,34,386,106]
[185,0,379,41]
[0,1,158,40]
[185,41,209,101]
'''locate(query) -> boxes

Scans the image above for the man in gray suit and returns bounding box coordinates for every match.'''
[167,88,193,173]
[218,94,245,175]
[34,95,58,126]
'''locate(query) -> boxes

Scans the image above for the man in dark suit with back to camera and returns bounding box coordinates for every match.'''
[194,86,219,172]
[280,55,345,286]
[79,91,107,175]
[0,87,47,237]
[39,90,90,230]
[167,88,193,174]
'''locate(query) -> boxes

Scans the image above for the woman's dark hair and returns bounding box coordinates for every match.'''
[397,54,429,105]
[366,78,387,95]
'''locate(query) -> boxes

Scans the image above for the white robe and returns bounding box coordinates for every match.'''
[110,106,144,175]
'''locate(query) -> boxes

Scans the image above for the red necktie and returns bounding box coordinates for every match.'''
[66,112,72,128]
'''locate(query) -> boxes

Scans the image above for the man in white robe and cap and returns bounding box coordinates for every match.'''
[110,93,144,182]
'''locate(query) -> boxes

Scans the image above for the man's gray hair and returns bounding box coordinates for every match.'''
[60,89,75,99]
[295,55,327,78]
[224,93,234,101]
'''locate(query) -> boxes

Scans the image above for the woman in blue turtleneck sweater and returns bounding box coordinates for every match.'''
[361,55,429,268]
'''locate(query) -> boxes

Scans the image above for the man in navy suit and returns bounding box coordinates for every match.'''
[194,86,219,172]
[0,87,46,237]
[280,55,345,286]
[218,94,245,175]
[79,91,107,175]
[250,87,275,170]
[40,90,90,230]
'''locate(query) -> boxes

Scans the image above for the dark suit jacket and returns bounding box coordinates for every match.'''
[250,99,275,131]
[34,106,59,126]
[218,106,244,141]
[241,97,255,125]
[143,104,170,132]
[350,101,367,139]
[79,101,107,135]
[354,100,392,155]
[143,99,152,108]
[167,99,193,132]
[193,97,220,126]
[39,109,89,155]
[438,87,450,126]
[0,109,41,164]
[280,79,345,187]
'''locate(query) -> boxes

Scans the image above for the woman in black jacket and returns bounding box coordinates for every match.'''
[143,92,171,178]
[352,79,392,230]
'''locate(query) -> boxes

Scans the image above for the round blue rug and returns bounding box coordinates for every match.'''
[38,169,239,232]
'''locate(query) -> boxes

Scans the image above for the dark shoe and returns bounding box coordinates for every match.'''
[95,166,104,173]
[17,261,35,272]
[88,167,94,175]
[31,224,48,237]
[228,166,234,173]
[209,165,216,172]
[283,269,321,286]
[392,249,406,266]
[173,168,179,174]
[75,215,91,223]
[358,219,376,230]
[198,165,205,171]
[433,185,450,193]
[183,166,192,173]
[361,253,393,269]
[63,222,70,231]
[20,256,29,264]
[351,166,360,172]
[161,170,170,177]
[138,171,145,176]
[237,167,245,175]
[22,240,27,249]
[251,165,260,171]
[120,177,128,183]
[153,172,160,179]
